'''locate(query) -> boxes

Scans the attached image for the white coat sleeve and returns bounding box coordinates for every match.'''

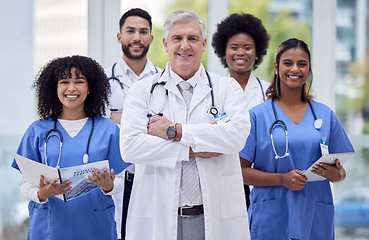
[19,175,48,204]
[180,76,251,154]
[120,80,188,169]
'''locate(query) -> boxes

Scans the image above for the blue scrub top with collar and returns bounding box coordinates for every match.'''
[240,99,354,240]
[12,117,129,240]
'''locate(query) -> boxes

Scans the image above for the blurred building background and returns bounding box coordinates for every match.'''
[1,0,368,239]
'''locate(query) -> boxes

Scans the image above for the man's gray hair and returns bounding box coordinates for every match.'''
[163,10,206,40]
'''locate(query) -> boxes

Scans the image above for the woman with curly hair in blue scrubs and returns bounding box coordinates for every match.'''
[240,38,354,240]
[12,55,129,239]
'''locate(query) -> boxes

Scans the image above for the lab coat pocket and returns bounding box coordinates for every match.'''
[220,174,246,219]
[93,205,116,238]
[28,202,51,240]
[310,201,334,240]
[250,198,286,240]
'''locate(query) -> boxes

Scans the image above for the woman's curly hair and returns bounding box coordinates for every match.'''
[212,13,269,70]
[33,55,110,119]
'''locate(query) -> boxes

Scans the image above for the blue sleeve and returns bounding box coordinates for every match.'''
[328,111,354,153]
[239,111,256,162]
[11,123,42,171]
[107,123,130,174]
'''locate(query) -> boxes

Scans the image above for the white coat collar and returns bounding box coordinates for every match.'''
[115,58,157,85]
[161,63,212,115]
[243,72,266,106]
[244,72,260,91]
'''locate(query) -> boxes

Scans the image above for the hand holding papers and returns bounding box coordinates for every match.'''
[14,153,110,201]
[303,152,354,181]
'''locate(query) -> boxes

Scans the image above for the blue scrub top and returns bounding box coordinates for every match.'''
[240,99,354,240]
[12,117,129,240]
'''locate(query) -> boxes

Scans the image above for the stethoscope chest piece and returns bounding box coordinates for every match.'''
[314,118,323,129]
[208,107,218,115]
[83,153,89,164]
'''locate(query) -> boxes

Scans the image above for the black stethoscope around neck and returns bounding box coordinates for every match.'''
[44,117,95,167]
[270,98,323,159]
[146,69,218,118]
[256,77,266,102]
[108,62,159,90]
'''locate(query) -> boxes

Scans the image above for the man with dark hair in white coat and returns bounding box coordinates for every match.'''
[105,8,160,240]
[120,10,250,240]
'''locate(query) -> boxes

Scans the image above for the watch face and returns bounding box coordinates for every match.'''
[166,126,176,139]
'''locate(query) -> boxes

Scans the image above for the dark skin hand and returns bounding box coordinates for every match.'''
[88,168,115,193]
[280,170,307,191]
[240,157,308,191]
[37,175,72,202]
[311,159,346,182]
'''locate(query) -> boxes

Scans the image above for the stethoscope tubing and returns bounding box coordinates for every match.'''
[256,77,265,102]
[147,69,218,118]
[44,117,94,167]
[270,98,321,159]
[44,119,63,168]
[108,61,159,90]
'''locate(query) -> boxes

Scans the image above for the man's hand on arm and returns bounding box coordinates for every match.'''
[189,147,223,158]
[147,117,183,141]
[147,117,222,157]
[110,112,122,125]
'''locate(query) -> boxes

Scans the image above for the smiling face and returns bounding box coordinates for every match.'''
[57,67,89,118]
[163,21,206,80]
[225,33,257,77]
[118,16,153,60]
[275,47,311,93]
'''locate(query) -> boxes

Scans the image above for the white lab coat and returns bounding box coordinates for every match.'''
[120,63,251,240]
[243,73,269,109]
[105,57,160,240]
[105,58,160,118]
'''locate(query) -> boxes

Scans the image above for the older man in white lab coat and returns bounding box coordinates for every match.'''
[120,10,251,240]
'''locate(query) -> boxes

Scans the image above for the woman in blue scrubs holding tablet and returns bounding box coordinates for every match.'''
[240,38,354,240]
[12,56,129,239]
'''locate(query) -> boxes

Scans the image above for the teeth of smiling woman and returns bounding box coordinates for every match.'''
[66,95,78,99]
[289,76,299,79]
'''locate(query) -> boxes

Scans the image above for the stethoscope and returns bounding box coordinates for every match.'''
[146,70,218,118]
[270,98,323,159]
[256,77,266,102]
[108,62,159,90]
[44,117,95,167]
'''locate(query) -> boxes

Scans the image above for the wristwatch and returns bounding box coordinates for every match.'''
[166,123,177,140]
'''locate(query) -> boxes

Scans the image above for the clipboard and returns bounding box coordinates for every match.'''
[303,152,355,181]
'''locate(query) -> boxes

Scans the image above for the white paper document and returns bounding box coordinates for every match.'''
[303,152,355,181]
[14,153,109,201]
